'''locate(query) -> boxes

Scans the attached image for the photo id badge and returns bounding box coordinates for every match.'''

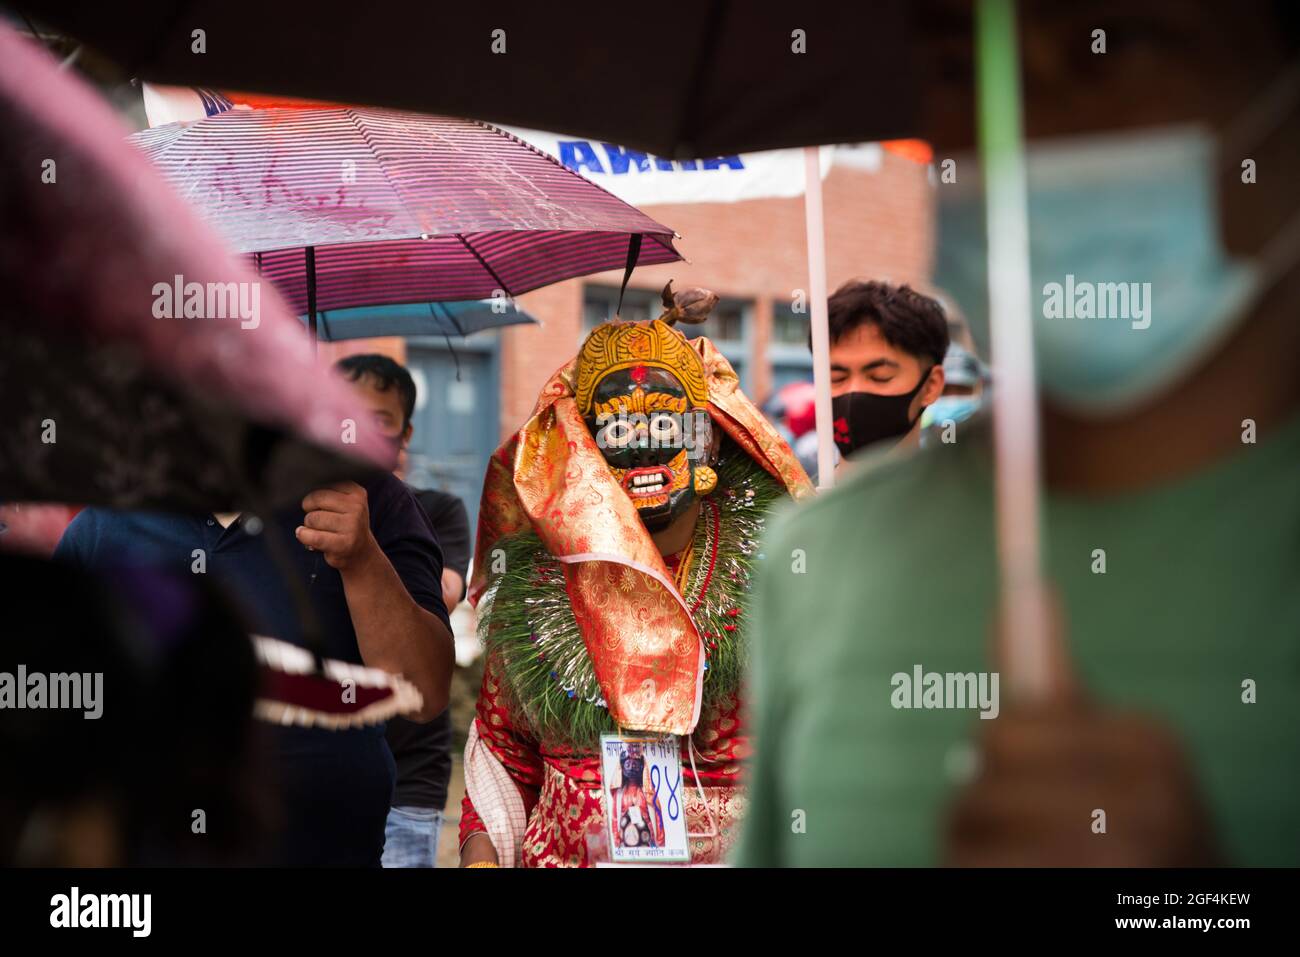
[599,733,690,863]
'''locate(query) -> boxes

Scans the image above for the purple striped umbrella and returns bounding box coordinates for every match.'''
[128,108,683,322]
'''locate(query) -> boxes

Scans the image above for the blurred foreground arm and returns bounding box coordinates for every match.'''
[945,586,1219,866]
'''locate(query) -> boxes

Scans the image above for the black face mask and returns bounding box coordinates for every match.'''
[831,369,932,458]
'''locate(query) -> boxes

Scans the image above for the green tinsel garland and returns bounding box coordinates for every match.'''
[476,438,785,751]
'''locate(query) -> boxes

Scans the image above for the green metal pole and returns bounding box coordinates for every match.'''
[977,0,1051,701]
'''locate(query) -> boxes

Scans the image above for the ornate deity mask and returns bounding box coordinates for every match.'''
[576,293,719,532]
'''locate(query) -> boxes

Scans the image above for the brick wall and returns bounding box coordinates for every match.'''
[500,153,934,442]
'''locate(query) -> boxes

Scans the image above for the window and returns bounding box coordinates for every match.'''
[582,286,660,330]
[700,300,745,343]
[769,301,813,390]
[772,301,811,346]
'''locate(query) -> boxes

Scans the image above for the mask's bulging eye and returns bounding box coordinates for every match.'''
[600,418,636,448]
[648,413,680,444]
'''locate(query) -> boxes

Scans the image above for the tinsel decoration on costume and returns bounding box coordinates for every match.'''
[476,437,781,752]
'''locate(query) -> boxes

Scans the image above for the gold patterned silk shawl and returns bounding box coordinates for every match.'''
[469,336,813,735]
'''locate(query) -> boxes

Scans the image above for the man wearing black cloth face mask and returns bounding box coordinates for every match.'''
[822,281,949,470]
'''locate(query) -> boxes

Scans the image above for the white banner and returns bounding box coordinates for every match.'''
[502,126,834,207]
[141,86,846,206]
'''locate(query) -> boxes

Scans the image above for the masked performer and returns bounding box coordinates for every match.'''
[459,285,812,868]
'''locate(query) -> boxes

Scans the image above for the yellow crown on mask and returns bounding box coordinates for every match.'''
[574,318,709,416]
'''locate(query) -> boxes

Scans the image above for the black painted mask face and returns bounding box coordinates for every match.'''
[585,367,709,532]
[620,747,645,785]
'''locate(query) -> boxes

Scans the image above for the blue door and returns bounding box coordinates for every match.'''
[403,341,498,538]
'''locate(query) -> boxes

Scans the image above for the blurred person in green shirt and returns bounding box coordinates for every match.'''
[737,0,1300,867]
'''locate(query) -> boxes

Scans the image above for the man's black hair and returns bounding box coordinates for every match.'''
[335,354,416,429]
[816,280,950,368]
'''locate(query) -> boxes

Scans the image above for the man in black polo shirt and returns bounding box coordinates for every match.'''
[54,444,453,866]
[336,354,471,868]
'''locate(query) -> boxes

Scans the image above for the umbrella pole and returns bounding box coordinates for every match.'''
[305,245,319,354]
[977,0,1051,701]
[431,302,465,381]
[803,146,836,490]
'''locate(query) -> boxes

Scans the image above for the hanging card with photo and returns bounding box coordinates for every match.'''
[599,733,690,863]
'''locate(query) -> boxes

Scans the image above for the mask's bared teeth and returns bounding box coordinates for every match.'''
[624,466,672,498]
